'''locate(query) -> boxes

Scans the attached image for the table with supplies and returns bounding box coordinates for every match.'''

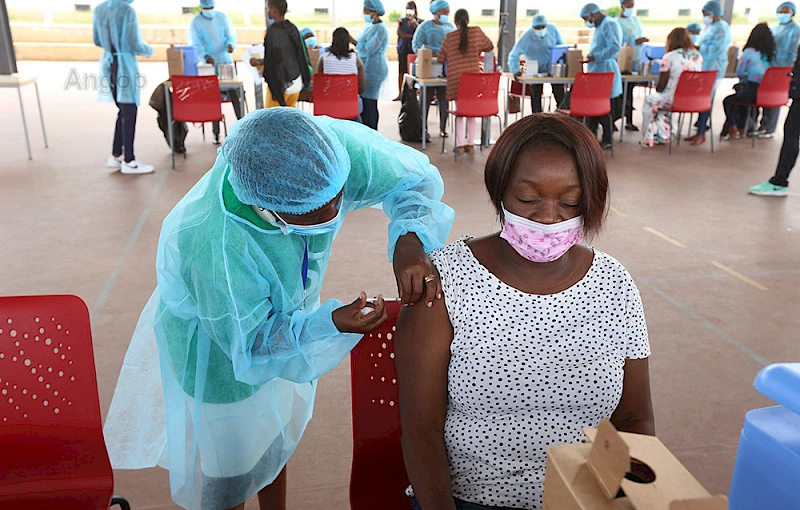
[503,72,575,126]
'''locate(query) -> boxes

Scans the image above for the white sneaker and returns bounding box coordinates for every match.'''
[107,154,123,169]
[121,160,155,175]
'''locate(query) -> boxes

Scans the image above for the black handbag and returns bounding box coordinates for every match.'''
[398,82,425,143]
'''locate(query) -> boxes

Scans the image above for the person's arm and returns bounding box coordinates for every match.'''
[411,21,427,53]
[398,19,414,39]
[92,10,102,47]
[437,36,448,62]
[610,277,654,436]
[395,294,458,510]
[736,49,751,79]
[507,32,527,75]
[553,24,566,45]
[791,25,800,64]
[480,27,494,53]
[125,9,154,57]
[317,55,325,74]
[634,18,648,45]
[223,12,238,52]
[189,17,209,62]
[316,117,455,303]
[357,57,366,94]
[293,26,313,87]
[590,21,621,61]
[655,53,670,91]
[702,23,728,61]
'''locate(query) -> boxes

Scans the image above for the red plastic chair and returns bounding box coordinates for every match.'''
[557,72,615,157]
[0,295,129,510]
[313,73,360,120]
[659,70,718,154]
[349,300,410,510]
[407,53,417,70]
[737,66,793,148]
[447,72,502,160]
[170,75,227,169]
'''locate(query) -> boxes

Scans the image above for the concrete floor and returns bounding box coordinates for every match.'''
[2,61,799,509]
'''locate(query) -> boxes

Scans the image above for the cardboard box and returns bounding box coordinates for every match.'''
[417,46,433,78]
[543,420,728,510]
[567,48,583,78]
[618,45,635,74]
[307,48,320,74]
[726,46,740,75]
[167,45,184,78]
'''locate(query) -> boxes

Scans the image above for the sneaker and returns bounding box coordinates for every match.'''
[749,181,788,196]
[121,160,155,175]
[747,129,763,138]
[758,132,775,139]
[213,134,221,145]
[107,154,123,169]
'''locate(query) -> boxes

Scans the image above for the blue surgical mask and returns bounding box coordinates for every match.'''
[691,34,699,44]
[703,15,713,25]
[585,20,595,28]
[365,14,374,23]
[778,13,793,24]
[306,37,318,48]
[534,28,547,38]
[268,17,275,25]
[622,7,634,17]
[201,10,216,19]
[270,195,345,236]
[439,15,449,24]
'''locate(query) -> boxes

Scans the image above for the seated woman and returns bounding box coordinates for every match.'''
[722,23,776,140]
[395,113,654,510]
[641,28,703,147]
[318,27,366,95]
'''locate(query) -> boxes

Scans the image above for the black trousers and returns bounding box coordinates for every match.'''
[723,81,759,130]
[528,83,565,113]
[586,95,623,144]
[770,99,800,187]
[213,91,243,136]
[625,82,636,123]
[110,55,137,163]
[361,97,379,130]
[422,85,449,132]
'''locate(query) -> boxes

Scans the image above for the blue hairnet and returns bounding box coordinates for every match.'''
[703,0,723,16]
[686,22,703,31]
[579,3,601,17]
[363,0,386,16]
[200,0,215,8]
[300,27,315,37]
[430,0,449,14]
[778,1,797,13]
[532,14,548,26]
[222,108,350,214]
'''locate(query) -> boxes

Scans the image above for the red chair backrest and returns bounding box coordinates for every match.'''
[757,66,793,108]
[670,70,718,113]
[350,300,410,510]
[0,295,114,509]
[569,72,614,117]
[171,75,224,123]
[407,54,417,68]
[510,80,529,97]
[313,73,360,119]
[455,72,501,117]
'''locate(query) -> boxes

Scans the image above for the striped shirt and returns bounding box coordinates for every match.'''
[321,52,358,75]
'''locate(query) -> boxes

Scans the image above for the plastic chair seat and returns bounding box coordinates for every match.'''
[313,73,360,119]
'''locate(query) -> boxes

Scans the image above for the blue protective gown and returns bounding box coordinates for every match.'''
[411,19,456,53]
[698,19,732,79]
[773,20,800,66]
[357,21,390,100]
[92,0,153,106]
[587,16,623,98]
[189,11,238,72]
[617,15,645,64]
[507,24,566,74]
[103,116,455,510]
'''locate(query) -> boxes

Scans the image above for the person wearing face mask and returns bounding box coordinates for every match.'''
[756,2,800,137]
[92,0,155,174]
[395,113,654,510]
[686,0,731,145]
[357,0,390,130]
[249,0,311,108]
[103,108,455,510]
[412,0,456,137]
[580,3,624,149]
[687,22,703,46]
[189,0,241,145]
[507,13,567,112]
[396,1,423,100]
[299,27,318,49]
[618,0,649,131]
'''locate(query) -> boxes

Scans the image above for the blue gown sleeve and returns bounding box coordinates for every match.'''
[319,117,455,258]
[157,232,362,386]
[553,24,566,45]
[223,12,238,49]
[189,17,208,60]
[92,11,102,47]
[507,31,529,74]
[411,21,427,53]
[789,25,800,65]
[357,25,382,58]
[591,21,621,62]
[736,49,750,79]
[124,9,153,57]
[702,23,730,62]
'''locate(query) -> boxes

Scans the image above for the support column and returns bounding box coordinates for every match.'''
[0,0,18,75]
[723,0,735,25]
[497,0,517,72]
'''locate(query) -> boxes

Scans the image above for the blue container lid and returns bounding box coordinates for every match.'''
[755,363,800,416]
[743,406,800,474]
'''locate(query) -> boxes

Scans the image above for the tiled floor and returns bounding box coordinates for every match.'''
[2,61,798,509]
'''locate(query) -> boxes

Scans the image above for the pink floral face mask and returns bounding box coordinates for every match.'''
[499,206,583,263]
